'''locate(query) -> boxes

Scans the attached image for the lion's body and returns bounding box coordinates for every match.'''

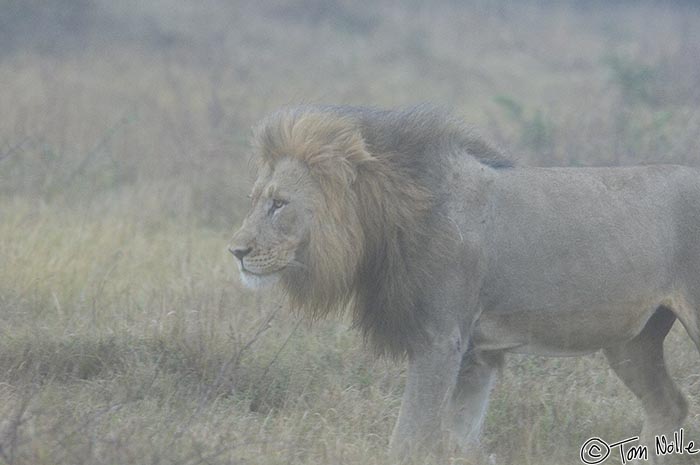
[230,105,700,462]
[471,165,700,356]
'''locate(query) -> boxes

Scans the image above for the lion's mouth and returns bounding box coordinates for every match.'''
[240,266,285,277]
[238,252,293,277]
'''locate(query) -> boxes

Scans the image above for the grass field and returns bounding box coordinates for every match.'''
[1,1,700,464]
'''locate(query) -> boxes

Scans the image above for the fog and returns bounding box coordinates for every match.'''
[1,1,699,464]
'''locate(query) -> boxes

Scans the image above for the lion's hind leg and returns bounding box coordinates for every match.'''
[667,292,700,357]
[603,306,688,455]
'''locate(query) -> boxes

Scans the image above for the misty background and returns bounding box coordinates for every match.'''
[1,1,699,464]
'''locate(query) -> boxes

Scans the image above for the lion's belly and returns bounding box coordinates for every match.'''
[471,298,661,356]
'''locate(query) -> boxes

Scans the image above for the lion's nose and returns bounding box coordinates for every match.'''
[229,246,252,261]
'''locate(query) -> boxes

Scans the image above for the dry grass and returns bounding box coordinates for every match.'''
[1,1,700,464]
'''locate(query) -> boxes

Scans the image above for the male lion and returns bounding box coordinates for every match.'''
[229,105,700,462]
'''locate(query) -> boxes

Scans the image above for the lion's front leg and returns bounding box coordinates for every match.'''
[389,328,463,462]
[445,349,503,463]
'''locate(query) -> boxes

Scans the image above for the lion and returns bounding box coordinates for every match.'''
[229,104,700,462]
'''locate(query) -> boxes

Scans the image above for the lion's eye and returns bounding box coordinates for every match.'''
[269,198,287,214]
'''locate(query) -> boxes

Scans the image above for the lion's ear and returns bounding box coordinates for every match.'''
[310,126,375,187]
[339,129,375,179]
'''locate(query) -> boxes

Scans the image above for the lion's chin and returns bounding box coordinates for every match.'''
[239,269,282,289]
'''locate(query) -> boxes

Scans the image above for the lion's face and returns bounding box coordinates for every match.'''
[229,158,316,289]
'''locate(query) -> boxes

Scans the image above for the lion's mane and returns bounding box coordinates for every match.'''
[252,105,511,356]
